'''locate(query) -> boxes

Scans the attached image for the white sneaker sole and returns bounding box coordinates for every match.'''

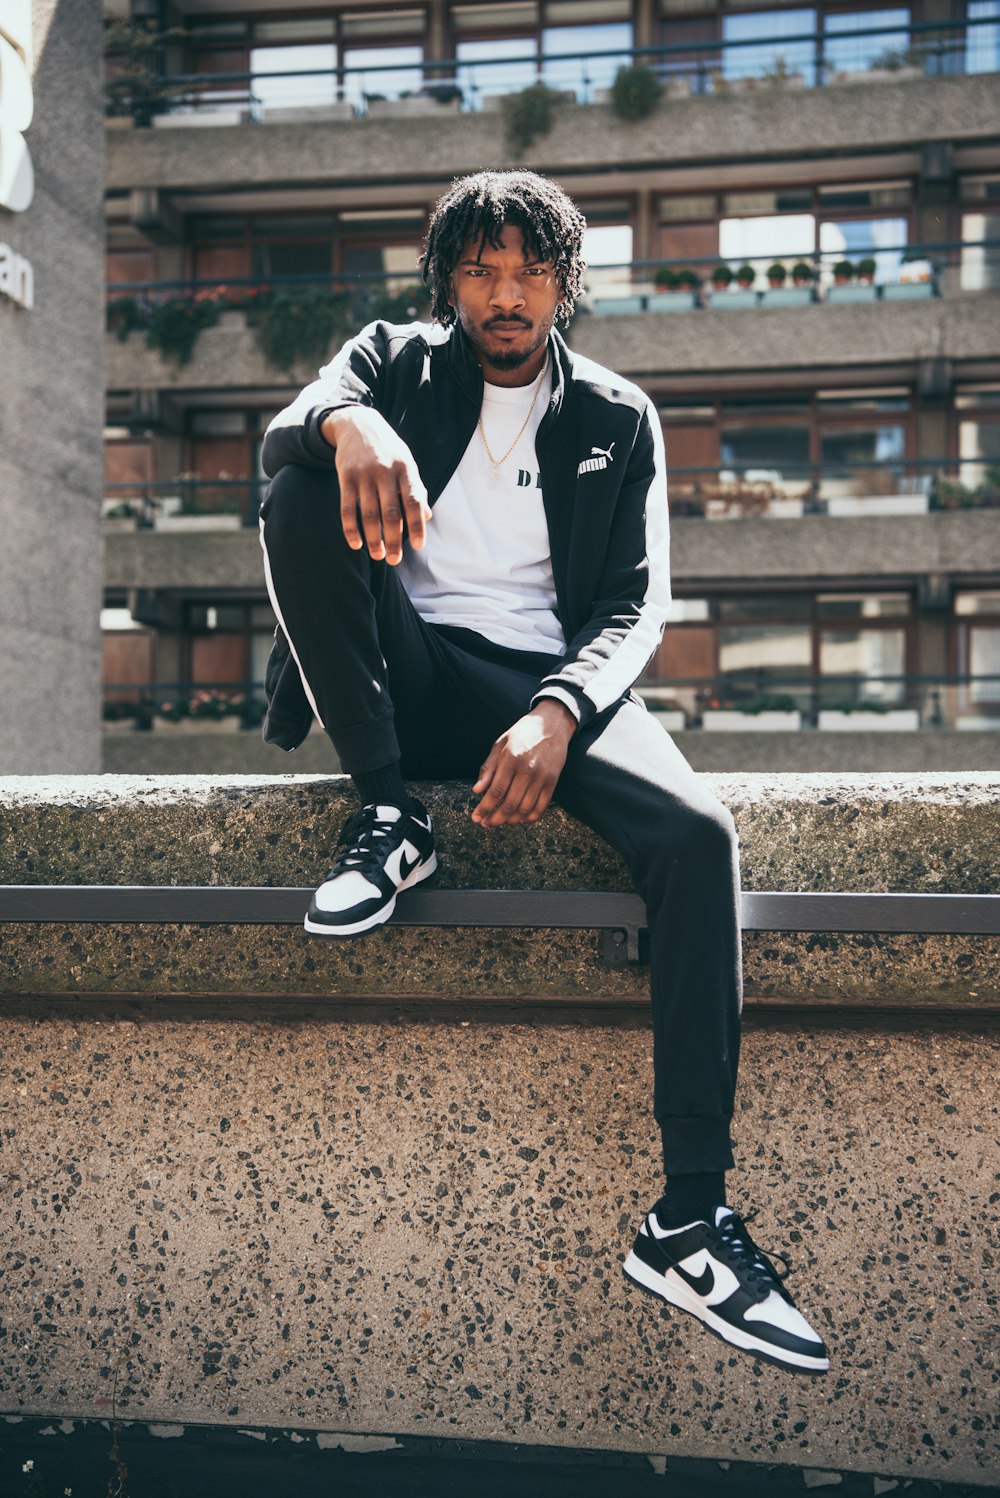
[623,1250,829,1374]
[304,851,438,937]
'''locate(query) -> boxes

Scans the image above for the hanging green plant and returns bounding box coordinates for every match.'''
[365,283,432,324]
[610,64,662,122]
[106,296,146,341]
[244,285,354,371]
[146,296,222,365]
[500,83,566,156]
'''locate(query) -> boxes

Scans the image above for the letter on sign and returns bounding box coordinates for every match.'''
[0,4,35,213]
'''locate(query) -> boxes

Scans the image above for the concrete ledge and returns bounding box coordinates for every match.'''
[0,774,997,1008]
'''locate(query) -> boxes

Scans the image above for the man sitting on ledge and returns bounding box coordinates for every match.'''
[258,169,829,1376]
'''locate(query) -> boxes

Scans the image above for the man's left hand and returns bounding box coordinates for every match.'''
[471,700,576,827]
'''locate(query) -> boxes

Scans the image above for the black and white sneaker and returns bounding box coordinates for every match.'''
[623,1204,829,1374]
[305,801,437,937]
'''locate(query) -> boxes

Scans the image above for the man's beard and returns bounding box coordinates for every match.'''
[461,313,552,373]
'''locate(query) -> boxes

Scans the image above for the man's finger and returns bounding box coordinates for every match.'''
[356,478,386,560]
[377,474,405,566]
[339,478,364,551]
[472,746,500,796]
[398,466,430,551]
[482,771,535,825]
[472,763,515,821]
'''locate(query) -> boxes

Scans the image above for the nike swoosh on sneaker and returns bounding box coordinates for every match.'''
[398,849,423,881]
[672,1261,714,1298]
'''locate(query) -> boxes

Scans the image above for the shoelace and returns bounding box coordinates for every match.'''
[325,809,406,881]
[715,1210,795,1301]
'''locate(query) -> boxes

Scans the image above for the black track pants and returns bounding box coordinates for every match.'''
[261,464,743,1174]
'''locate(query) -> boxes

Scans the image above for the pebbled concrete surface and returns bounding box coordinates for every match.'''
[1,773,998,892]
[0,1016,995,1484]
[0,774,997,1007]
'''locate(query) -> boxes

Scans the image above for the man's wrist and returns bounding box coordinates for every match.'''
[531,697,577,738]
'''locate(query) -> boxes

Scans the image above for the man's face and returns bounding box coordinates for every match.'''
[449,223,560,385]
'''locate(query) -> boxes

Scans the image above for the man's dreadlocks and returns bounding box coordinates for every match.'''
[420,170,587,327]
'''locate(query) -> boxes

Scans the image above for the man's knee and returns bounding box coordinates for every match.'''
[660,795,738,869]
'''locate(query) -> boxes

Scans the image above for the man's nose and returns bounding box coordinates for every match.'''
[490,277,525,311]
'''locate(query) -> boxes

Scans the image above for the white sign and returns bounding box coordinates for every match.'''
[0,238,32,306]
[0,1,34,212]
[0,0,34,309]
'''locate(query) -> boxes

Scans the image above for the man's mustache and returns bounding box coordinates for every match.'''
[485,315,531,329]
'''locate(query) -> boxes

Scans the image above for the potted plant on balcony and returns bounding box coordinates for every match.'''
[711,263,734,289]
[703,693,803,731]
[649,264,699,311]
[817,700,920,730]
[766,262,787,288]
[832,260,855,285]
[102,700,140,733]
[736,264,756,288]
[177,689,246,733]
[857,257,877,285]
[791,261,814,287]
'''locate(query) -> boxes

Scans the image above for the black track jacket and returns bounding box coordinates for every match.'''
[259,318,670,749]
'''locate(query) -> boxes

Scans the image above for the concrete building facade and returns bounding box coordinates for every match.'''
[99,1,1000,770]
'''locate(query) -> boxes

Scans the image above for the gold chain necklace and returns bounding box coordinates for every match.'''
[478,362,547,486]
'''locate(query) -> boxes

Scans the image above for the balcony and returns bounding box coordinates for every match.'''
[105,24,1000,195]
[102,459,1000,537]
[101,672,1000,738]
[103,260,1000,391]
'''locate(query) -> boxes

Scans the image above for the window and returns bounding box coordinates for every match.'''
[542,18,633,97]
[954,592,1000,712]
[456,35,537,98]
[818,592,909,704]
[249,43,337,110]
[718,212,815,277]
[958,412,1000,487]
[966,0,1000,73]
[721,9,816,85]
[822,7,910,76]
[960,209,1000,291]
[819,215,908,284]
[343,44,424,104]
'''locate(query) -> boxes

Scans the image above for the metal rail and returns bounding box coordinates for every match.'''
[0,887,996,967]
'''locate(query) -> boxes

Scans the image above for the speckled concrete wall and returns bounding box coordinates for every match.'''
[0,774,997,1006]
[0,1014,996,1486]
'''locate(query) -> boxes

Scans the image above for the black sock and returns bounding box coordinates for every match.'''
[655,1171,727,1229]
[352,763,414,813]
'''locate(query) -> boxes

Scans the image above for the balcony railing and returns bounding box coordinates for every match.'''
[105,17,999,125]
[587,242,987,309]
[103,459,1000,531]
[101,675,1000,733]
[636,674,1000,732]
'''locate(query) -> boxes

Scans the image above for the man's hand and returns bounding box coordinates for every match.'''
[471,700,576,827]
[322,407,431,566]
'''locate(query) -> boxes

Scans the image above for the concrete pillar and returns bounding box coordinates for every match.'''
[634,0,657,51]
[0,0,105,771]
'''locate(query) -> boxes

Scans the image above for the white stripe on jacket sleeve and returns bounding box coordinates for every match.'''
[581,399,671,713]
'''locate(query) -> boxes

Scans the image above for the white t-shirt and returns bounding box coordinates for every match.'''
[397,359,565,655]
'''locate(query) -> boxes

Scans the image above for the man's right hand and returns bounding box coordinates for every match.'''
[321,406,431,566]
